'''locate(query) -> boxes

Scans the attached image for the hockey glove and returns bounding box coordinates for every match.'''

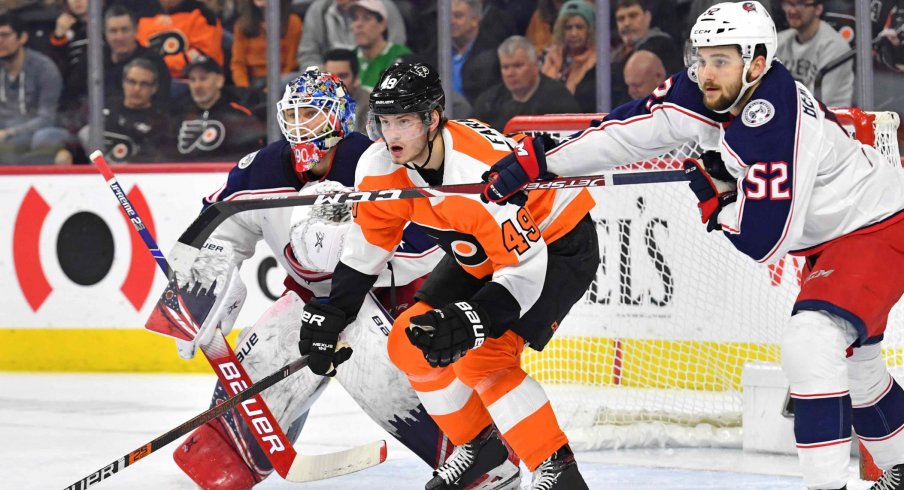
[481,136,547,206]
[700,151,734,182]
[683,159,737,232]
[299,300,353,376]
[406,301,490,367]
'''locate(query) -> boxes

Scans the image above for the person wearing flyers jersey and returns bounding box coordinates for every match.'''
[168,67,502,490]
[482,3,904,489]
[298,61,600,490]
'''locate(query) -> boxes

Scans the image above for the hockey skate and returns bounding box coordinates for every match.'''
[425,425,520,490]
[528,444,589,490]
[869,464,904,490]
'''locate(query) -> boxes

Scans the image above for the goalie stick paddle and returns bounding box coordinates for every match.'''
[62,355,386,490]
[86,151,386,485]
[178,169,687,249]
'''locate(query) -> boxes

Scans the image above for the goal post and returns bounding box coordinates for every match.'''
[504,110,903,451]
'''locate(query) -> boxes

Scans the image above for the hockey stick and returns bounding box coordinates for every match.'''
[87,151,386,485]
[179,169,687,248]
[64,352,383,490]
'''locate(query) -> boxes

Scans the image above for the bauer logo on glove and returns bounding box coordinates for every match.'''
[405,301,491,367]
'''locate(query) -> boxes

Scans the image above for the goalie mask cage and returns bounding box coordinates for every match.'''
[504,109,903,450]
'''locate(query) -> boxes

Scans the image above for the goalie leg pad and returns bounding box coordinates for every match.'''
[850,344,904,469]
[334,292,448,467]
[173,423,257,490]
[781,310,857,489]
[176,291,331,483]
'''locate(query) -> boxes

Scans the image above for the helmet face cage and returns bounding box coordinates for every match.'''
[688,1,777,113]
[277,68,356,170]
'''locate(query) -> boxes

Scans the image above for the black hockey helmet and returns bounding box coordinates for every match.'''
[369,62,445,118]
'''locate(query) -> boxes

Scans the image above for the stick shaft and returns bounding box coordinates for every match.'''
[88,151,298,478]
[62,357,307,490]
[179,169,687,249]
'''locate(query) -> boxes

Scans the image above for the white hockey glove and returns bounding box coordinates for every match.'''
[172,238,246,359]
[289,180,353,274]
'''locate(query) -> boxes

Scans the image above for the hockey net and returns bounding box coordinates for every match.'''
[505,109,904,450]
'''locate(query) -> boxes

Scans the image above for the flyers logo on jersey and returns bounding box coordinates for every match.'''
[179,119,226,154]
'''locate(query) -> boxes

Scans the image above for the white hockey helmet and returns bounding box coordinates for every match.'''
[689,1,777,112]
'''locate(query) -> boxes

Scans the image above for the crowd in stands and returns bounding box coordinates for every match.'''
[0,0,901,164]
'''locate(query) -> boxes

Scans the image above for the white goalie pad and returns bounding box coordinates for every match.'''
[232,291,331,430]
[334,293,424,439]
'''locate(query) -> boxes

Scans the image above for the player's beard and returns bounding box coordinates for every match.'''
[702,76,743,112]
[0,47,20,63]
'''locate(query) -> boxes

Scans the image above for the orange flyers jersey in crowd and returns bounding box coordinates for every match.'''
[136,0,224,78]
[342,119,595,321]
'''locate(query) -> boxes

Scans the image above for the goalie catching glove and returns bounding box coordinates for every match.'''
[299,300,353,376]
[683,156,737,233]
[481,135,547,206]
[406,301,492,367]
[289,180,353,274]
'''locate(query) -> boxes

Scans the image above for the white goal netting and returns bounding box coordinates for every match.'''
[505,109,904,450]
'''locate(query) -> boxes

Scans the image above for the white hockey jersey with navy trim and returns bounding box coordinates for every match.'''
[545,63,904,264]
[202,133,442,297]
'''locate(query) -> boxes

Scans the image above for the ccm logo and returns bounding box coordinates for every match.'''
[302,311,326,326]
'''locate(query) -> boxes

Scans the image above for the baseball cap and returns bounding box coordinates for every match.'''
[184,56,222,76]
[350,0,387,20]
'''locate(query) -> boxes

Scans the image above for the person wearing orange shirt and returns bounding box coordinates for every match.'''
[230,0,301,89]
[136,0,223,80]
[298,61,597,490]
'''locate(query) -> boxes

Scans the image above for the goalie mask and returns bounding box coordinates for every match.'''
[688,1,777,113]
[278,67,357,173]
[368,62,445,169]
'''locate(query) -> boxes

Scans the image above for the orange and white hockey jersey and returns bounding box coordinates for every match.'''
[332,119,595,335]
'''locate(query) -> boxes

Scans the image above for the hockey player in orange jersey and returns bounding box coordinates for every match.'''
[297,61,599,489]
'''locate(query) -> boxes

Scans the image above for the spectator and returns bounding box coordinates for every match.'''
[776,0,853,107]
[540,0,597,112]
[351,0,410,90]
[473,35,580,132]
[323,47,370,133]
[48,0,87,79]
[0,12,68,165]
[295,0,406,71]
[81,57,172,162]
[525,0,568,56]
[136,0,224,80]
[610,0,681,105]
[60,5,171,132]
[231,0,302,89]
[172,57,265,161]
[450,0,501,103]
[12,0,59,56]
[623,49,665,100]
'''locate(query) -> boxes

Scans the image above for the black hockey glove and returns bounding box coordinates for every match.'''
[481,136,547,206]
[299,300,353,376]
[700,151,733,182]
[683,159,737,233]
[406,301,491,368]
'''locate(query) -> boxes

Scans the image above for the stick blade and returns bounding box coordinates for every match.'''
[284,440,387,482]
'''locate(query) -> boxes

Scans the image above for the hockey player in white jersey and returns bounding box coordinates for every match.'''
[167,68,518,490]
[482,2,904,489]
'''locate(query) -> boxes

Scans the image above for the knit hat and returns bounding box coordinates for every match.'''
[558,0,595,28]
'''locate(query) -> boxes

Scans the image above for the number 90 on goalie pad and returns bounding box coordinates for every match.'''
[289,180,353,275]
